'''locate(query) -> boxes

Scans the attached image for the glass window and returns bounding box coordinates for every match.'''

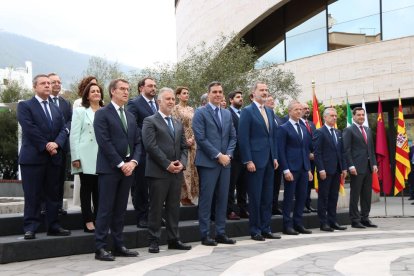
[382,0,414,40]
[327,0,380,50]
[285,10,327,61]
[255,40,285,68]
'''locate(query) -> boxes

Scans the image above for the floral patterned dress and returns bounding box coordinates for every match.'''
[172,104,199,201]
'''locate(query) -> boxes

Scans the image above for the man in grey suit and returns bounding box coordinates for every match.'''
[192,81,237,246]
[343,106,378,229]
[142,87,192,253]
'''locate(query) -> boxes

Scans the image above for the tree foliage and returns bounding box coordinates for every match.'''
[0,109,18,179]
[0,81,32,103]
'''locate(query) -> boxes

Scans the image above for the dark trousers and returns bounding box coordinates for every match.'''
[282,169,308,229]
[147,176,181,242]
[131,158,149,223]
[408,171,414,197]
[95,171,133,250]
[349,168,372,223]
[227,159,247,214]
[57,151,68,209]
[197,166,230,238]
[317,172,340,225]
[272,167,282,210]
[21,162,61,233]
[79,173,99,224]
[246,161,274,235]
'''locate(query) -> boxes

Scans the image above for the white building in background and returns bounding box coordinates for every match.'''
[0,61,33,90]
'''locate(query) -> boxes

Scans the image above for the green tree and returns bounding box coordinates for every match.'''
[0,109,18,179]
[134,35,300,107]
[0,81,32,102]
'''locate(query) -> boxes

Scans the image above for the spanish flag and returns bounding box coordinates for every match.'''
[394,96,411,195]
[312,91,322,192]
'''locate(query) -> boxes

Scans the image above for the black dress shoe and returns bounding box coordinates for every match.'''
[24,231,36,240]
[148,241,160,253]
[239,210,249,218]
[412,202,414,205]
[294,225,312,234]
[307,206,317,213]
[262,232,281,239]
[137,220,148,228]
[283,228,299,235]
[216,234,236,244]
[161,218,167,227]
[58,208,68,216]
[320,224,334,232]
[114,246,139,257]
[95,248,115,261]
[201,236,217,246]
[408,196,414,200]
[47,227,71,236]
[272,208,283,215]
[361,220,377,228]
[227,212,241,220]
[330,222,347,230]
[168,240,192,250]
[302,208,311,214]
[251,234,265,241]
[351,222,366,229]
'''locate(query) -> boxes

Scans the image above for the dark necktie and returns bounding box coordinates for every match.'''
[53,96,59,107]
[360,125,367,144]
[42,101,53,128]
[165,117,175,138]
[215,107,222,130]
[119,107,130,156]
[295,122,303,140]
[149,100,157,114]
[330,128,337,145]
[305,120,311,134]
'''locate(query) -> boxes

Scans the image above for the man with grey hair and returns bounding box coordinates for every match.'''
[277,100,313,235]
[142,87,191,253]
[200,93,208,107]
[313,108,347,231]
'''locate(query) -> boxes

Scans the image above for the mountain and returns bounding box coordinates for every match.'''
[0,32,138,88]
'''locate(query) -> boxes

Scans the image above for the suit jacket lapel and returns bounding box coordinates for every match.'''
[206,105,222,132]
[252,104,268,134]
[32,97,49,125]
[139,96,154,115]
[85,107,94,124]
[155,112,175,141]
[352,124,366,145]
[109,103,127,135]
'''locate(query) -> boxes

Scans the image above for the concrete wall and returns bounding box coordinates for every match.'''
[277,36,414,105]
[175,0,284,60]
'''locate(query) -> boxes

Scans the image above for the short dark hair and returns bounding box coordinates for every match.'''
[32,74,49,87]
[81,83,104,108]
[138,77,155,91]
[175,86,189,95]
[108,78,129,98]
[352,106,365,115]
[228,90,242,101]
[207,81,222,92]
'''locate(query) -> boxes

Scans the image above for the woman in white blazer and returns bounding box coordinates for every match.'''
[70,82,103,232]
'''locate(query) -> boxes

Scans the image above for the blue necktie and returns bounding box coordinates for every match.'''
[215,107,222,131]
[330,128,337,145]
[295,123,302,141]
[42,101,53,128]
[165,117,175,138]
[149,100,157,114]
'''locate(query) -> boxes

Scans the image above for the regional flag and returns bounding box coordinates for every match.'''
[346,95,352,127]
[394,96,411,195]
[375,98,393,195]
[312,91,322,192]
[330,97,345,196]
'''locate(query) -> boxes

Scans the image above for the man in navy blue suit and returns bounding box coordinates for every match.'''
[313,108,348,231]
[239,82,280,241]
[17,74,71,240]
[227,90,248,220]
[94,79,141,261]
[278,100,313,235]
[192,81,237,246]
[127,77,158,228]
[48,73,72,215]
[409,145,414,202]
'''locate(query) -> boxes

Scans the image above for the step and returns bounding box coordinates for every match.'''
[0,211,350,264]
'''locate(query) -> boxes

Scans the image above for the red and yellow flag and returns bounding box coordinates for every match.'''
[330,98,345,196]
[394,96,411,195]
[312,91,322,192]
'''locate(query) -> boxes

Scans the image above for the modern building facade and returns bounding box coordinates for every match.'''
[0,61,32,91]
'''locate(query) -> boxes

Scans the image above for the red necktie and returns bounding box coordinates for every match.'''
[360,125,367,144]
[305,121,311,134]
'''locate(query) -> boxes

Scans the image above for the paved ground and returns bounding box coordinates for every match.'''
[1,196,414,276]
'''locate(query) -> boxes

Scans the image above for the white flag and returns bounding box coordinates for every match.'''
[361,97,369,128]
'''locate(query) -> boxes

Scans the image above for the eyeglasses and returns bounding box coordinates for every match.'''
[51,81,62,84]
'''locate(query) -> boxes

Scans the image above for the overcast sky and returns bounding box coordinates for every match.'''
[0,0,177,69]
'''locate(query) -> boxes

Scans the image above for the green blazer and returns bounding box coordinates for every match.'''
[70,107,99,175]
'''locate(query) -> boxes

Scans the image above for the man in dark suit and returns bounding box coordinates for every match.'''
[48,73,72,215]
[313,108,348,232]
[226,90,248,220]
[17,74,71,240]
[278,100,313,235]
[127,77,158,228]
[239,82,280,241]
[265,95,284,216]
[142,87,191,253]
[301,103,317,213]
[192,81,237,246]
[343,107,378,228]
[94,79,141,261]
